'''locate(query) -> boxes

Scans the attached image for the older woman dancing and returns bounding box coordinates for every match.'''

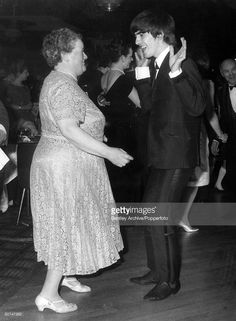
[30,28,132,313]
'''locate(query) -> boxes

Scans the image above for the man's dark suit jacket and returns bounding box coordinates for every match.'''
[215,83,236,190]
[136,54,206,169]
[216,83,236,142]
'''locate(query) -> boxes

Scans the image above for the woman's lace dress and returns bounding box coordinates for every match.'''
[30,71,123,275]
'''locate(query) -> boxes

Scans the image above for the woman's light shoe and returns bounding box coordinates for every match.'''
[61,277,91,293]
[215,183,224,191]
[179,222,199,233]
[35,295,77,313]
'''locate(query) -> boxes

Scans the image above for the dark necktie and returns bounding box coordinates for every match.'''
[229,84,236,90]
[151,62,159,87]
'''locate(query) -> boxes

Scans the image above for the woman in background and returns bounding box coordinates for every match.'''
[101,38,140,151]
[5,60,34,121]
[180,52,227,232]
[101,37,140,201]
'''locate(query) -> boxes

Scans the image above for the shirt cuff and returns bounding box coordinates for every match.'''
[169,68,182,78]
[135,67,150,80]
[0,124,6,134]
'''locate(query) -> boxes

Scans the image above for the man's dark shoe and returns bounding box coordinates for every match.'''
[144,280,180,301]
[130,271,157,285]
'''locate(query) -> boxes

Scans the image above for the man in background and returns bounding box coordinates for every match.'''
[214,58,236,194]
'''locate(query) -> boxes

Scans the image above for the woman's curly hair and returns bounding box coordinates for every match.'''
[105,37,132,64]
[42,28,82,67]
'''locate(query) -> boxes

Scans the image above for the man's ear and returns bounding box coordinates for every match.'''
[219,69,224,78]
[155,32,164,44]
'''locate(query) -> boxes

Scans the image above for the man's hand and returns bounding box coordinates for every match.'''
[135,48,150,67]
[169,37,187,73]
[0,129,7,146]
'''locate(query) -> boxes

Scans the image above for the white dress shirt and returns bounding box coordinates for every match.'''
[229,86,236,112]
[135,46,182,80]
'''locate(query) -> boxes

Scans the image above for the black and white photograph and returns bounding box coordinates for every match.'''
[0,0,236,320]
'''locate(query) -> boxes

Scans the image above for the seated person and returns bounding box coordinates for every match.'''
[0,100,11,213]
[5,60,39,143]
[5,59,35,124]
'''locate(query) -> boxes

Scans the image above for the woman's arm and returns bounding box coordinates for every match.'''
[206,80,228,143]
[208,111,228,143]
[128,87,141,107]
[57,118,133,167]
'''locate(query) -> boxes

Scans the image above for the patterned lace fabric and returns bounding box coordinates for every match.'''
[30,71,123,275]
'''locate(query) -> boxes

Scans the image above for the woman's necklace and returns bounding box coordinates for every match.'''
[55,69,77,82]
[110,68,125,75]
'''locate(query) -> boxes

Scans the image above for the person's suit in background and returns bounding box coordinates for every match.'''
[136,53,205,287]
[216,83,236,192]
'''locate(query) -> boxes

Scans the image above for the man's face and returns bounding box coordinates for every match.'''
[220,59,236,85]
[135,31,161,58]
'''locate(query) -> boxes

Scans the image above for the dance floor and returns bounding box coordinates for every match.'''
[0,188,236,321]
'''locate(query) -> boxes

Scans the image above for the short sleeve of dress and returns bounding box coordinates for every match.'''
[50,81,86,124]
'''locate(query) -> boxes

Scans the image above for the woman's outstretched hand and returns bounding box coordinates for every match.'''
[108,147,133,167]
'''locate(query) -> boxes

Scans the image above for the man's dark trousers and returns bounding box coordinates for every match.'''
[143,167,193,284]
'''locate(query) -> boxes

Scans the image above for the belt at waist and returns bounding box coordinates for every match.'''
[41,131,68,142]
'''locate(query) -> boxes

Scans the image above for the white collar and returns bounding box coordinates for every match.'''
[155,46,170,68]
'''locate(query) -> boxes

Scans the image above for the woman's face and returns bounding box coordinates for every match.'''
[123,48,133,70]
[65,39,88,76]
